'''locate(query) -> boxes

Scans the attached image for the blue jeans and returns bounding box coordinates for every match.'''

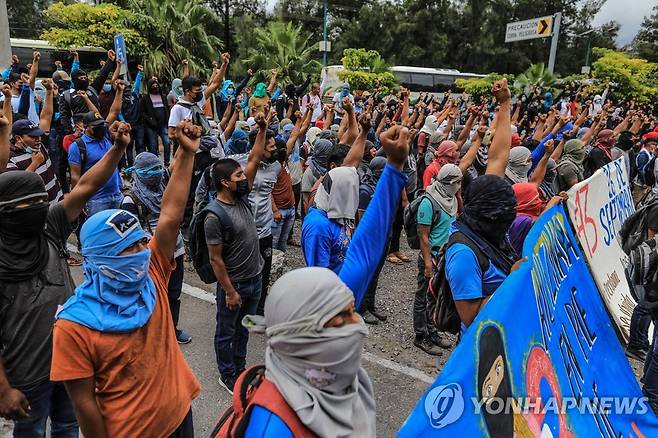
[146,126,171,164]
[86,193,123,217]
[271,207,295,252]
[215,274,262,378]
[13,380,78,438]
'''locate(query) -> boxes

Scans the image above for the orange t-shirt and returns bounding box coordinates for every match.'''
[50,238,201,438]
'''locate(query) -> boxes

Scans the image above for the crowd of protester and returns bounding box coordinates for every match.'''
[1,46,658,437]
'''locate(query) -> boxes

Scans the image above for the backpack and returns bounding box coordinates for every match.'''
[72,137,88,172]
[211,365,315,438]
[427,231,491,335]
[403,194,441,250]
[619,200,658,255]
[188,199,235,284]
[642,155,658,188]
[177,101,216,152]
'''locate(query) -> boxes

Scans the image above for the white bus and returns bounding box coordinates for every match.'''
[320,64,486,97]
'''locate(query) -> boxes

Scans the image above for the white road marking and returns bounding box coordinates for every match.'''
[180,281,436,385]
[67,243,435,386]
[182,282,217,303]
[362,352,435,384]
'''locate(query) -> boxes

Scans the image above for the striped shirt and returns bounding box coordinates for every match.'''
[7,141,64,204]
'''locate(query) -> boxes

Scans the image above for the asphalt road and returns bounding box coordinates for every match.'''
[60,225,454,438]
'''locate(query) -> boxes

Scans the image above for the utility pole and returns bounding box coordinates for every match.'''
[547,11,561,74]
[323,0,328,66]
[224,0,230,56]
[0,0,10,70]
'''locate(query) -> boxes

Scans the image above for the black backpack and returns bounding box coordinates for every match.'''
[403,194,442,250]
[427,232,492,335]
[72,137,88,172]
[619,200,658,255]
[642,156,658,188]
[188,199,235,284]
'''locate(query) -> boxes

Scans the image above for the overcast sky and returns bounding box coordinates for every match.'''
[590,0,655,46]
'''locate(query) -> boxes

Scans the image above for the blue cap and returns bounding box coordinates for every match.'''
[12,119,44,137]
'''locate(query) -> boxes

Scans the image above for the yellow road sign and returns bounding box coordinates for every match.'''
[537,17,552,35]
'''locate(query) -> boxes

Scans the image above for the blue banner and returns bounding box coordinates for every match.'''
[398,204,658,437]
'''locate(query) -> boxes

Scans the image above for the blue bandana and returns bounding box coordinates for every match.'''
[57,210,157,332]
[225,129,250,155]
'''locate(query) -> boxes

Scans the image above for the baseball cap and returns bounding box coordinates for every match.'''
[12,119,44,137]
[82,111,105,127]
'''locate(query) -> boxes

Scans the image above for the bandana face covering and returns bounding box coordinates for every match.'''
[0,172,50,282]
[57,210,157,332]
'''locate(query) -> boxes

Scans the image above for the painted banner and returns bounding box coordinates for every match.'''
[398,204,658,437]
[566,157,635,343]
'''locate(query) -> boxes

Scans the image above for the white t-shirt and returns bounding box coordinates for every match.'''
[0,90,39,124]
[301,94,322,122]
[167,96,206,127]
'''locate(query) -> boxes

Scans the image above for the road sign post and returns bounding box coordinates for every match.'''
[505,13,561,73]
[547,12,561,74]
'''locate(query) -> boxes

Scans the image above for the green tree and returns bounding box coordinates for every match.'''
[125,0,223,80]
[40,3,148,53]
[8,0,51,39]
[241,21,322,85]
[513,63,558,95]
[337,48,397,93]
[455,73,511,100]
[632,5,658,63]
[591,48,658,101]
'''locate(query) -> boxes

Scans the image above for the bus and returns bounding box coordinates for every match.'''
[10,38,107,78]
[320,64,486,98]
[390,66,486,93]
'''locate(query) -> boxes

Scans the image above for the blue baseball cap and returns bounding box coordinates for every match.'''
[12,119,44,137]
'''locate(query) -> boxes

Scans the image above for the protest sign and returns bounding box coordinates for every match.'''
[566,158,635,343]
[114,33,128,76]
[398,204,657,437]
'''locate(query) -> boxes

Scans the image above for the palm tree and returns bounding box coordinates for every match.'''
[127,0,222,80]
[514,63,558,96]
[241,21,322,85]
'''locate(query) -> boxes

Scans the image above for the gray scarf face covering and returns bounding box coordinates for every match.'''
[243,267,376,438]
[504,146,532,184]
[425,163,462,217]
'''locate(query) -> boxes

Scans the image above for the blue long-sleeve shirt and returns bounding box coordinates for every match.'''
[244,164,407,437]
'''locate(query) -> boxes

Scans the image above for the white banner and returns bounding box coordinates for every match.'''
[566,158,636,343]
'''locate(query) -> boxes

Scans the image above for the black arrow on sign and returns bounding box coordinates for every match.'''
[538,19,549,35]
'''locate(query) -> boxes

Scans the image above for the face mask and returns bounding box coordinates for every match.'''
[1,203,49,236]
[55,79,71,90]
[73,78,89,90]
[136,166,163,188]
[151,85,159,93]
[193,91,203,102]
[90,248,152,292]
[233,179,250,197]
[92,125,106,140]
[102,84,112,93]
[299,323,367,392]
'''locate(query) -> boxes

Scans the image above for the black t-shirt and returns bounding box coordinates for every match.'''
[0,203,75,390]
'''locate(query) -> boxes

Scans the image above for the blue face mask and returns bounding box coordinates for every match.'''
[103,84,112,93]
[92,248,152,287]
[341,88,350,98]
